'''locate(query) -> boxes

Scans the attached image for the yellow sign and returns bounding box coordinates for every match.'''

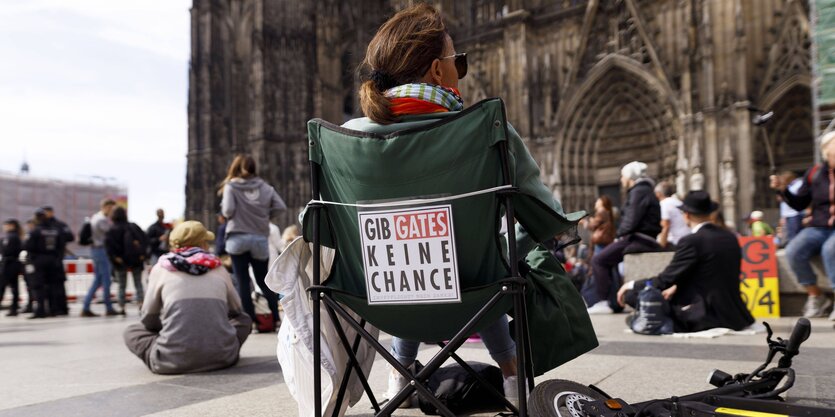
[738,237,780,318]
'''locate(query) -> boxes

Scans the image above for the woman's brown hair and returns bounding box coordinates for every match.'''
[359,3,448,124]
[218,154,257,195]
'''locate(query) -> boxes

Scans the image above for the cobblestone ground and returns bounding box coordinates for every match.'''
[0,306,832,417]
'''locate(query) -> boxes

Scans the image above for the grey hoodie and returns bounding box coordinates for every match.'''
[221,177,287,237]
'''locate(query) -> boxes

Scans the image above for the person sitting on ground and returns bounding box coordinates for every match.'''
[655,181,690,249]
[588,161,661,314]
[123,220,252,374]
[616,191,755,333]
[770,131,835,319]
[747,210,774,237]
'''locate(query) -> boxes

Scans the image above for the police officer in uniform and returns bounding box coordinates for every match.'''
[0,219,23,316]
[42,206,74,315]
[25,210,66,319]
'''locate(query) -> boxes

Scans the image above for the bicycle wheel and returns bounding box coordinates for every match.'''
[529,379,607,417]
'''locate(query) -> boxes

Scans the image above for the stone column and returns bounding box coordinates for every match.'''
[502,10,531,136]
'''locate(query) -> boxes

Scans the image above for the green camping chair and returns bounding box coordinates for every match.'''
[304,98,588,417]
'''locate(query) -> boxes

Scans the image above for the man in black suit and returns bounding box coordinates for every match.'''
[617,191,755,332]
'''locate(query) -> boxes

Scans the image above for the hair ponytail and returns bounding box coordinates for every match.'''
[358,4,447,124]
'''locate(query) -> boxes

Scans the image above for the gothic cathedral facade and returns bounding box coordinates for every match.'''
[188,0,814,230]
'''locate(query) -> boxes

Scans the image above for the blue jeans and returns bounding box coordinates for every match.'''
[225,233,270,260]
[785,227,835,287]
[783,215,803,245]
[390,315,516,366]
[83,247,113,311]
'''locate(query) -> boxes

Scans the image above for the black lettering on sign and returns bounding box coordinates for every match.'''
[441,240,451,263]
[419,242,431,264]
[742,240,769,264]
[750,269,768,287]
[371,272,381,292]
[367,246,378,267]
[364,218,376,240]
[430,269,441,290]
[443,268,453,290]
[380,218,391,239]
[758,290,775,315]
[400,271,410,291]
[413,270,426,291]
[403,243,410,265]
[386,244,395,266]
[384,271,395,292]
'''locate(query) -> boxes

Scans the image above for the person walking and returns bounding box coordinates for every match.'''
[105,207,147,314]
[81,199,118,317]
[0,219,23,316]
[588,161,661,314]
[24,210,66,318]
[770,131,835,319]
[219,155,286,330]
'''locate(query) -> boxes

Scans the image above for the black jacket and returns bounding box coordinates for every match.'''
[782,162,835,228]
[636,223,754,332]
[146,221,168,257]
[1,231,22,264]
[617,178,662,238]
[106,222,147,268]
[24,222,66,259]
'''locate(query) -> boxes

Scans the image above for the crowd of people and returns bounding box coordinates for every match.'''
[566,133,835,324]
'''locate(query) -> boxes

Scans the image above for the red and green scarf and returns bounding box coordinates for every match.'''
[384,83,464,117]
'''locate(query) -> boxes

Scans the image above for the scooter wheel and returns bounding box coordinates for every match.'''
[529,379,607,417]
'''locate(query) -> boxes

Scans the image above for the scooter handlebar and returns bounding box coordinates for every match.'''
[785,318,811,355]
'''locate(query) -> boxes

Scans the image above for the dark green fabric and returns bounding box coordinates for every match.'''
[515,245,599,376]
[303,98,597,372]
[334,285,512,342]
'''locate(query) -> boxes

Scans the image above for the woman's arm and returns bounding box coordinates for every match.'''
[220,184,236,219]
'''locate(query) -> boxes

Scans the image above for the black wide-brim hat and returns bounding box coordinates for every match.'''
[678,190,719,215]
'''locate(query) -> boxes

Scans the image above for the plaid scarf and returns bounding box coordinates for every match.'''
[385,83,464,116]
[158,247,222,276]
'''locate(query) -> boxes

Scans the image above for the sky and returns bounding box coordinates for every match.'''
[0,0,191,227]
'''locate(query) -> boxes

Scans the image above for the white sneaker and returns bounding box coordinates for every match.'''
[802,295,832,318]
[503,376,530,408]
[386,367,413,408]
[587,300,614,315]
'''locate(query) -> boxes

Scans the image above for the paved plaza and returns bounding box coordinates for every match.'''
[0,307,833,417]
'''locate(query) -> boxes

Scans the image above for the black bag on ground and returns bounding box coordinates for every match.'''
[78,221,93,246]
[416,361,506,415]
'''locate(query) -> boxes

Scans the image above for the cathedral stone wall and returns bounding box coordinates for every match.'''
[188,0,815,231]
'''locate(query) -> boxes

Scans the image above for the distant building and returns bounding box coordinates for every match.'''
[0,171,127,256]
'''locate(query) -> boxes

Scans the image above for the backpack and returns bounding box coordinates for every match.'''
[122,223,148,266]
[416,361,506,415]
[78,221,93,246]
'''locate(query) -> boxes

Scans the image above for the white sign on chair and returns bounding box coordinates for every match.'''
[358,204,461,305]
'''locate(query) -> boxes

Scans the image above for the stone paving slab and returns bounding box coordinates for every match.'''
[0,305,833,416]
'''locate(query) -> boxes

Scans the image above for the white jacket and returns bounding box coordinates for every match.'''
[267,237,378,417]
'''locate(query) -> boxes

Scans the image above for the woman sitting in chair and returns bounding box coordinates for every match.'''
[344,4,594,408]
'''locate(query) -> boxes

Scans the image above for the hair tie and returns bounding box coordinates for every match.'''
[369,69,398,91]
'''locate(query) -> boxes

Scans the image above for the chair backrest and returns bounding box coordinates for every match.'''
[305,99,512,300]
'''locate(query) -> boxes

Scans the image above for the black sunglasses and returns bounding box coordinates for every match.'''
[439,52,467,79]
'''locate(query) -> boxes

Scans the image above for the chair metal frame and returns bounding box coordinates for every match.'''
[306,104,535,417]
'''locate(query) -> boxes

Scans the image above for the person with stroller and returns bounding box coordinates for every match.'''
[219,155,287,331]
[587,161,661,314]
[343,4,595,406]
[770,131,835,319]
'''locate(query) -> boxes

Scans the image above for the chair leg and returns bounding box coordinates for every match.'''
[325,309,380,415]
[514,289,528,417]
